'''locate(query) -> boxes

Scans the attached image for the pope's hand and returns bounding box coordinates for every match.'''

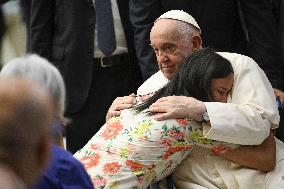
[149,96,206,121]
[106,93,136,121]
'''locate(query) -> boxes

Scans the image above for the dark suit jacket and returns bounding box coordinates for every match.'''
[130,0,282,89]
[29,0,138,113]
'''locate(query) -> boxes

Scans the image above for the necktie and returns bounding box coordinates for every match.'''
[95,0,116,56]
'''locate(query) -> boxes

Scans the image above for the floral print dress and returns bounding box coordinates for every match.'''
[74,101,238,189]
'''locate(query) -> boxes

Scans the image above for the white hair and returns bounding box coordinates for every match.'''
[176,21,201,43]
[0,54,66,120]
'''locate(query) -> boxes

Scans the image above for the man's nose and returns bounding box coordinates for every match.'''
[219,95,228,103]
[157,51,168,61]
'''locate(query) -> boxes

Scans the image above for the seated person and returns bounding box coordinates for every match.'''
[107,10,282,188]
[74,48,244,189]
[0,78,54,189]
[0,55,94,189]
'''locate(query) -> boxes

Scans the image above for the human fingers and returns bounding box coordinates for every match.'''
[153,112,173,121]
[106,96,133,117]
[150,96,182,111]
[149,104,168,114]
[153,96,182,107]
[108,99,134,117]
[114,103,134,111]
[149,97,170,109]
[154,96,170,103]
[106,95,136,121]
[121,95,137,105]
[106,110,121,121]
[112,96,136,108]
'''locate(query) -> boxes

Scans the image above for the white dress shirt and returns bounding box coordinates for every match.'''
[93,0,128,58]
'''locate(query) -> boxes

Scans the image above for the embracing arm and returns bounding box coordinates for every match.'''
[220,131,276,172]
[203,53,279,145]
[148,95,278,172]
[149,53,279,145]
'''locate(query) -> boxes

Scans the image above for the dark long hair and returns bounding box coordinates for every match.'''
[133,48,234,114]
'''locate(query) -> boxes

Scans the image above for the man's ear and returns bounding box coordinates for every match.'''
[192,35,202,52]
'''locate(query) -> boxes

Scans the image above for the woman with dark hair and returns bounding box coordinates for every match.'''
[74,48,237,189]
[134,48,235,113]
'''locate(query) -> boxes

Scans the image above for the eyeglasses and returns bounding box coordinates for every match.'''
[150,43,178,56]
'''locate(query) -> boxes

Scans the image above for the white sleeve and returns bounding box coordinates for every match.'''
[203,52,279,145]
[137,71,168,95]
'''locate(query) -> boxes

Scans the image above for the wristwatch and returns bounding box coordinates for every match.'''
[202,111,210,122]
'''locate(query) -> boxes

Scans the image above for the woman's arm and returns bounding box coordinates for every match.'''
[219,131,276,172]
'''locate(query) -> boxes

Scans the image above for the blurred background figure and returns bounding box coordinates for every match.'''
[0,1,6,66]
[0,54,94,189]
[1,0,26,65]
[0,77,54,189]
[28,0,142,154]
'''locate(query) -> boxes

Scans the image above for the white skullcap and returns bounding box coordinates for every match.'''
[157,10,201,33]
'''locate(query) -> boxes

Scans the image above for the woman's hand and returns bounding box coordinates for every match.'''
[106,94,136,121]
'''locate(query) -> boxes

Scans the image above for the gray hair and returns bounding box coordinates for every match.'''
[0,54,66,121]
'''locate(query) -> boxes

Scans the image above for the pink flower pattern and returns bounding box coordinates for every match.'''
[74,105,238,189]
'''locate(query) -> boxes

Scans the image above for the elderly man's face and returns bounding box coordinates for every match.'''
[150,19,197,80]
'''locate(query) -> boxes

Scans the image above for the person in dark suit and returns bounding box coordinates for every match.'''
[270,0,284,142]
[29,0,142,153]
[279,0,284,140]
[129,0,283,91]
